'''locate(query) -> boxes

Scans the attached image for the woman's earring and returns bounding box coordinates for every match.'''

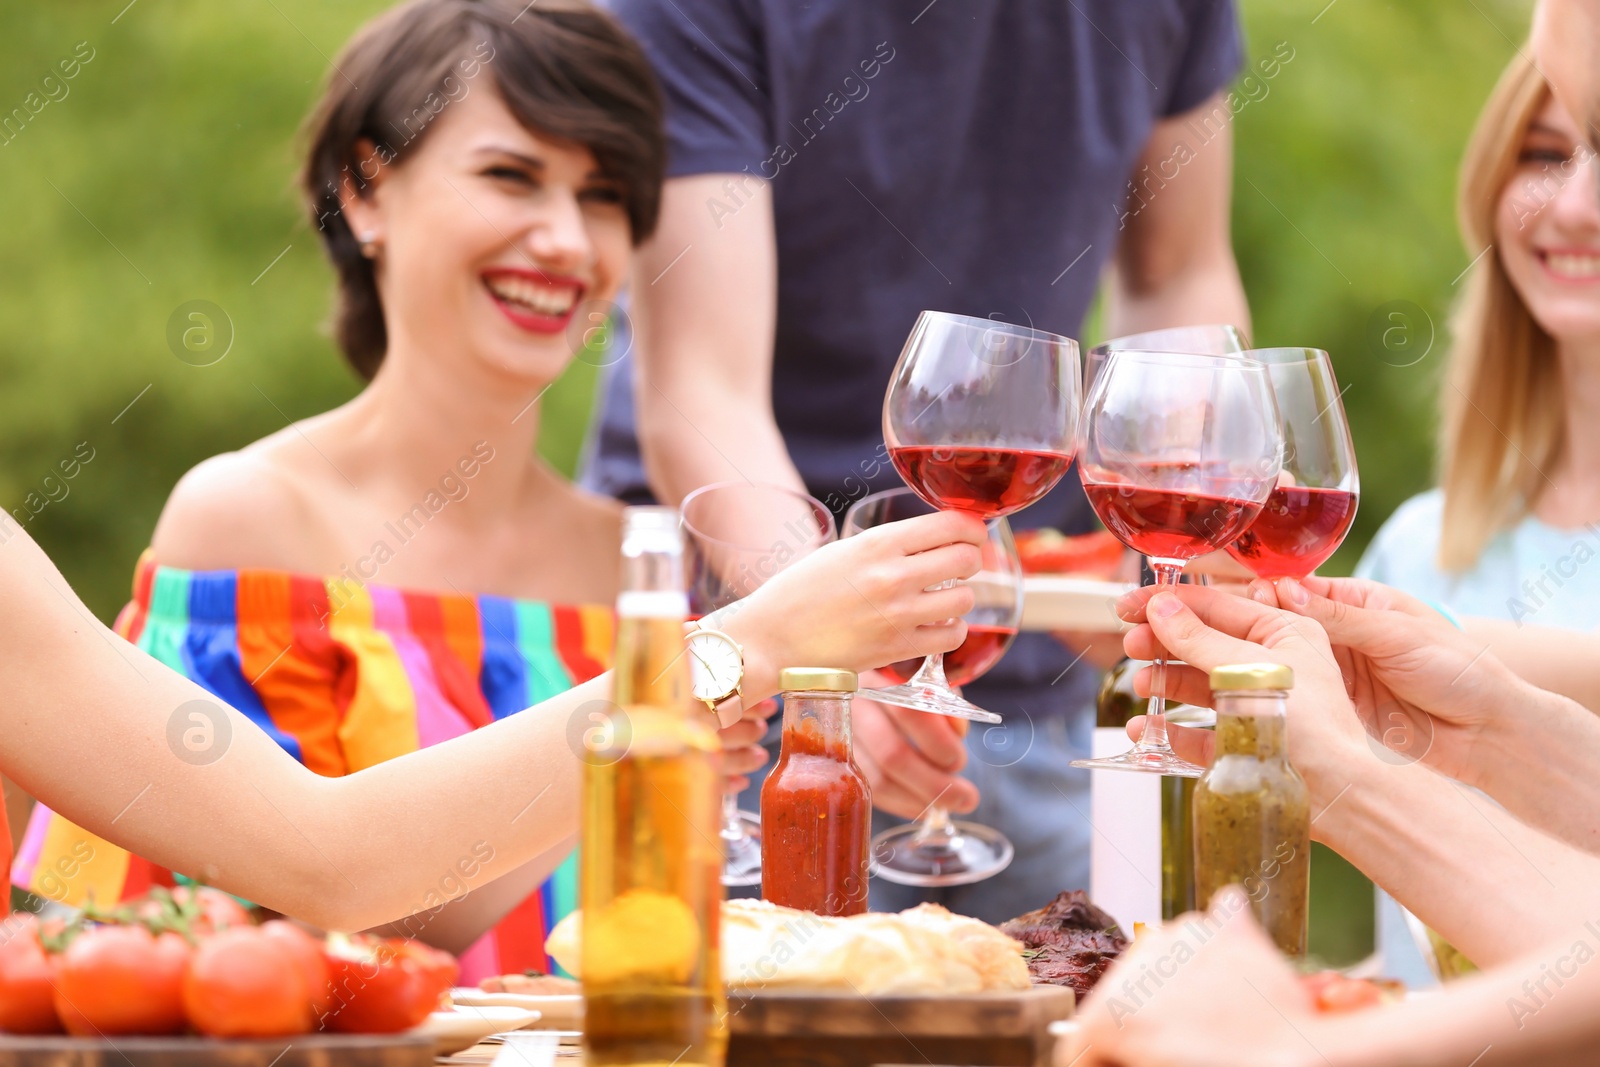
[358,231,379,259]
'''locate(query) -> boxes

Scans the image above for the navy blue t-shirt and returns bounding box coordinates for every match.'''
[585,0,1243,718]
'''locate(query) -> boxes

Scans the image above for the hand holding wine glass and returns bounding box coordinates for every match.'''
[880,311,1080,722]
[1071,350,1282,777]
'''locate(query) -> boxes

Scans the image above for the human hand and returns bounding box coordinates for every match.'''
[1115,584,1370,812]
[1269,576,1524,788]
[717,698,777,794]
[1063,888,1326,1067]
[720,511,985,702]
[851,677,979,818]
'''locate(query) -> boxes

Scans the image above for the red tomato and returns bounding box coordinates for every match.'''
[321,935,454,1033]
[52,925,191,1036]
[0,916,63,1034]
[135,886,253,934]
[1302,971,1385,1013]
[261,920,333,1017]
[183,927,312,1038]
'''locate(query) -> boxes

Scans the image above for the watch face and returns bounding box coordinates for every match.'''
[687,631,743,701]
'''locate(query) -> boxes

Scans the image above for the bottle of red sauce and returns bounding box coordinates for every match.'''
[761,668,871,915]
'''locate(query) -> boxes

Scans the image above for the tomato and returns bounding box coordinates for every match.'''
[1014,529,1126,577]
[0,915,63,1034]
[135,886,253,934]
[183,927,312,1038]
[261,920,333,1017]
[1301,971,1385,1013]
[52,925,191,1036]
[321,935,455,1033]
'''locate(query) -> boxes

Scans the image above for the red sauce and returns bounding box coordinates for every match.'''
[760,717,871,915]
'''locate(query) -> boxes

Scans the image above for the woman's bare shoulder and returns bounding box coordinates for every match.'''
[149,430,338,572]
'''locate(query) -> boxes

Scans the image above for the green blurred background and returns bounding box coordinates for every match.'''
[0,0,1534,958]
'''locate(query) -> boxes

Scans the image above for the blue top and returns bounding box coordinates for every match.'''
[583,0,1245,715]
[1357,489,1600,630]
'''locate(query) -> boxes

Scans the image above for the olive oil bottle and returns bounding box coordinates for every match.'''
[1193,663,1310,957]
[582,507,726,1067]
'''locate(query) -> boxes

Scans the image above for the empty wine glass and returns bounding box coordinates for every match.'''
[1070,351,1282,777]
[1224,349,1360,579]
[881,311,1080,722]
[680,482,837,887]
[844,487,1022,885]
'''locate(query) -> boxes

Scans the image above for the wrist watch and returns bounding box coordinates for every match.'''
[686,622,746,729]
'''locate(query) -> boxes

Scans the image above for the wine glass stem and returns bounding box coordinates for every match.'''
[911,805,956,846]
[721,792,747,839]
[907,651,950,688]
[1132,560,1184,756]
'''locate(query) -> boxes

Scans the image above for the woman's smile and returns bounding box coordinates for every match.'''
[482,266,586,333]
[1536,246,1600,283]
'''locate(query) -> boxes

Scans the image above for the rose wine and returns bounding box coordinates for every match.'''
[583,508,725,1067]
[889,446,1074,518]
[1225,486,1358,579]
[1083,482,1265,561]
[1226,486,1357,578]
[879,623,1017,687]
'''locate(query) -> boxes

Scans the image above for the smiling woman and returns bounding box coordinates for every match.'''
[12,0,675,982]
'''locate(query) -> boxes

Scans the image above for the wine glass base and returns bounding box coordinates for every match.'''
[870,820,1014,887]
[1070,748,1205,778]
[720,810,763,887]
[865,682,1003,724]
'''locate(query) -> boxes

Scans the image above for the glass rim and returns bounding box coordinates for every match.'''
[680,480,838,551]
[914,310,1080,350]
[1097,349,1270,372]
[1088,324,1246,357]
[1238,346,1332,366]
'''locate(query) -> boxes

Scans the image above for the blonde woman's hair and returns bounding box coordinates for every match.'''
[1439,51,1564,571]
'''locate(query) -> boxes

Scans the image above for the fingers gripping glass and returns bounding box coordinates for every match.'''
[680,482,837,887]
[844,487,1022,885]
[880,311,1081,722]
[1070,352,1283,777]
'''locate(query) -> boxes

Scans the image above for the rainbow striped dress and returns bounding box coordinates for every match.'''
[13,551,613,981]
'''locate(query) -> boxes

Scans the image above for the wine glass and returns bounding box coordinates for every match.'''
[880,311,1080,722]
[1070,351,1282,777]
[844,487,1022,885]
[1085,324,1247,393]
[680,481,837,887]
[1224,349,1360,579]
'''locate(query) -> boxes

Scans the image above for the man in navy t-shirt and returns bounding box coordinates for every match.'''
[584,0,1249,920]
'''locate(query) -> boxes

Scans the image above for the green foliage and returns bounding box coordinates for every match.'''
[0,0,1531,623]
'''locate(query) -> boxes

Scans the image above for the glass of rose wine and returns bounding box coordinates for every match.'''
[1070,351,1283,777]
[1224,349,1359,579]
[881,311,1080,722]
[844,487,1022,885]
[680,481,837,887]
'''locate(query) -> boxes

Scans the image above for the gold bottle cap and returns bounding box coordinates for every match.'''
[779,667,859,693]
[1209,662,1294,691]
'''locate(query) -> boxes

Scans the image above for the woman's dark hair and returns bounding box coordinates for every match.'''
[300,0,665,378]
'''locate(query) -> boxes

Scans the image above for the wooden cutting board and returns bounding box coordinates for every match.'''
[0,1033,435,1067]
[725,985,1075,1067]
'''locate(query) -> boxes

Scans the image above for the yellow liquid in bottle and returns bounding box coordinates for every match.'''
[582,612,727,1067]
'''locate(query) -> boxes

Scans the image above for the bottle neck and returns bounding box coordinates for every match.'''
[1212,690,1290,759]
[780,691,854,760]
[615,506,689,709]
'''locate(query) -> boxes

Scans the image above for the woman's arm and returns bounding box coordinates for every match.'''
[1463,615,1600,713]
[0,512,980,932]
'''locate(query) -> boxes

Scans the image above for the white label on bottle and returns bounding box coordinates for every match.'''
[617,590,690,617]
[1089,726,1163,934]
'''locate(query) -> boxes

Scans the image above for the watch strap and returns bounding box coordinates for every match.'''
[710,691,744,730]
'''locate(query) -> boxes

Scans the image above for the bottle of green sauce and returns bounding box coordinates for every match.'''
[1193,663,1310,957]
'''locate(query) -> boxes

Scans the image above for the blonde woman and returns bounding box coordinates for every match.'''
[1359,52,1600,633]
